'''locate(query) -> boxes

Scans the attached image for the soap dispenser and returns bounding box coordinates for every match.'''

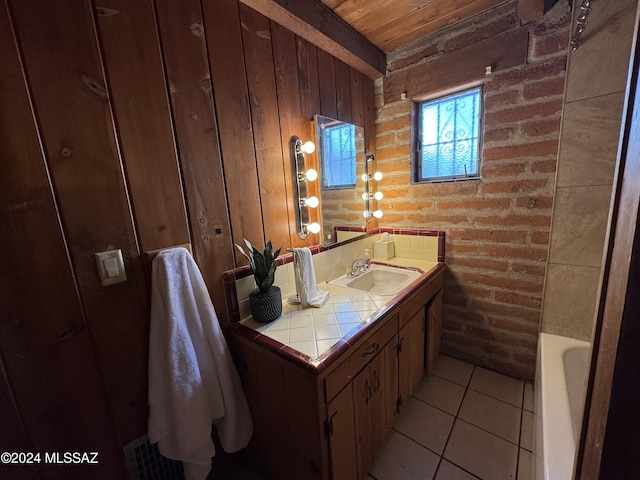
[363,248,371,268]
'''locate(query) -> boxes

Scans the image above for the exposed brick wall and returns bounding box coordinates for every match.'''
[376,0,571,379]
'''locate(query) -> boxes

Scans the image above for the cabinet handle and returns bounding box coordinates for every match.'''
[326,411,338,436]
[372,370,380,393]
[362,342,380,357]
[364,379,372,404]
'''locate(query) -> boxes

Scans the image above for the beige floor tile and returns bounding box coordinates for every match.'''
[444,420,518,480]
[520,410,534,452]
[517,448,534,480]
[413,374,466,416]
[469,367,524,407]
[394,397,455,455]
[523,383,534,412]
[369,430,440,480]
[435,459,479,479]
[432,355,474,387]
[458,390,521,444]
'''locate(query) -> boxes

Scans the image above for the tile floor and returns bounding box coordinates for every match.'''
[215,354,535,480]
[367,354,535,480]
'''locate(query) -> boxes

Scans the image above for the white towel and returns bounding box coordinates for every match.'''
[290,247,329,308]
[148,247,253,480]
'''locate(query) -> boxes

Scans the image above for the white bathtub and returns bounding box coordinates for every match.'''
[534,333,590,480]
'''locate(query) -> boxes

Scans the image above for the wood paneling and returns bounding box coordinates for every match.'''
[322,0,509,53]
[9,0,151,452]
[154,0,234,322]
[318,49,338,120]
[295,35,323,247]
[1,0,377,476]
[271,22,318,247]
[350,68,365,128]
[203,0,264,262]
[296,37,321,121]
[96,0,190,253]
[384,27,529,103]
[335,60,352,123]
[0,357,35,480]
[240,0,386,77]
[1,1,128,477]
[240,5,290,249]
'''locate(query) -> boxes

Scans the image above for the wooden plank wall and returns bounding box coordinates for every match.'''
[0,0,375,477]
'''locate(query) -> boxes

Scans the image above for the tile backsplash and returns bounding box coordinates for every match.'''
[224,229,445,323]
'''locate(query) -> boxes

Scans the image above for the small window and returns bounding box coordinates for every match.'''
[415,86,482,182]
[319,123,356,189]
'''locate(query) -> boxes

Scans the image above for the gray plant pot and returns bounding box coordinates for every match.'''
[249,286,282,323]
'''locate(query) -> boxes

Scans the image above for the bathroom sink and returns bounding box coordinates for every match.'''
[329,264,421,295]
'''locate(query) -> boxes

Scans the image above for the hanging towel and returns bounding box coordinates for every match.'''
[290,247,329,308]
[148,247,253,480]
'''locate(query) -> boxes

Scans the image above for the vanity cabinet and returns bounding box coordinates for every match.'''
[327,382,357,480]
[426,290,443,374]
[398,307,425,410]
[328,329,398,480]
[231,267,444,480]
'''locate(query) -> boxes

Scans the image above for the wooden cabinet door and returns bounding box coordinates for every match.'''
[327,382,358,480]
[353,363,374,479]
[353,342,396,480]
[369,351,387,462]
[381,338,398,434]
[426,291,443,375]
[398,307,426,411]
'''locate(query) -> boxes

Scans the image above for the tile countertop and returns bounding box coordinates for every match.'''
[231,258,445,374]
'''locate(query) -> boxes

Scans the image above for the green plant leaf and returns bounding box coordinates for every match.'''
[237,238,279,293]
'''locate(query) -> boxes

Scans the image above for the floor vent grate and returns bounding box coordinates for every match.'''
[123,434,184,480]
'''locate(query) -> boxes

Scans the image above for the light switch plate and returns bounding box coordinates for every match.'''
[95,249,127,286]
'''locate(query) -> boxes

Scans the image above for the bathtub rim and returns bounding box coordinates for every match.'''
[535,332,590,480]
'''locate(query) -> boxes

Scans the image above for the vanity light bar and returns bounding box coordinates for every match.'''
[291,136,319,239]
[362,153,383,223]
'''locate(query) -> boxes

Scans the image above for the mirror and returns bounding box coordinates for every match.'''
[314,114,367,247]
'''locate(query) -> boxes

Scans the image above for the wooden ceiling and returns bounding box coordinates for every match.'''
[319,0,511,53]
[240,0,545,78]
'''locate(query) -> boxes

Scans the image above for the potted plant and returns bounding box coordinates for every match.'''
[236,238,283,323]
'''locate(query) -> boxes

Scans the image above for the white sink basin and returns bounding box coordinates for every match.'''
[329,264,421,295]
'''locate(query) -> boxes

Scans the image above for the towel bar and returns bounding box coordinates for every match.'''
[145,243,193,266]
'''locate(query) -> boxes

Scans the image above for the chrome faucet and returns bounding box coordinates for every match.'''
[348,258,369,277]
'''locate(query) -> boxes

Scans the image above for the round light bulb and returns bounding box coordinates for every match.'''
[363,210,371,219]
[373,209,384,219]
[305,168,318,181]
[304,196,319,208]
[300,141,315,154]
[361,173,368,182]
[374,191,383,200]
[361,192,369,200]
[307,222,321,234]
[373,171,383,181]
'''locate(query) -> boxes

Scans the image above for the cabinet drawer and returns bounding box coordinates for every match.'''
[398,271,443,328]
[325,315,398,402]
